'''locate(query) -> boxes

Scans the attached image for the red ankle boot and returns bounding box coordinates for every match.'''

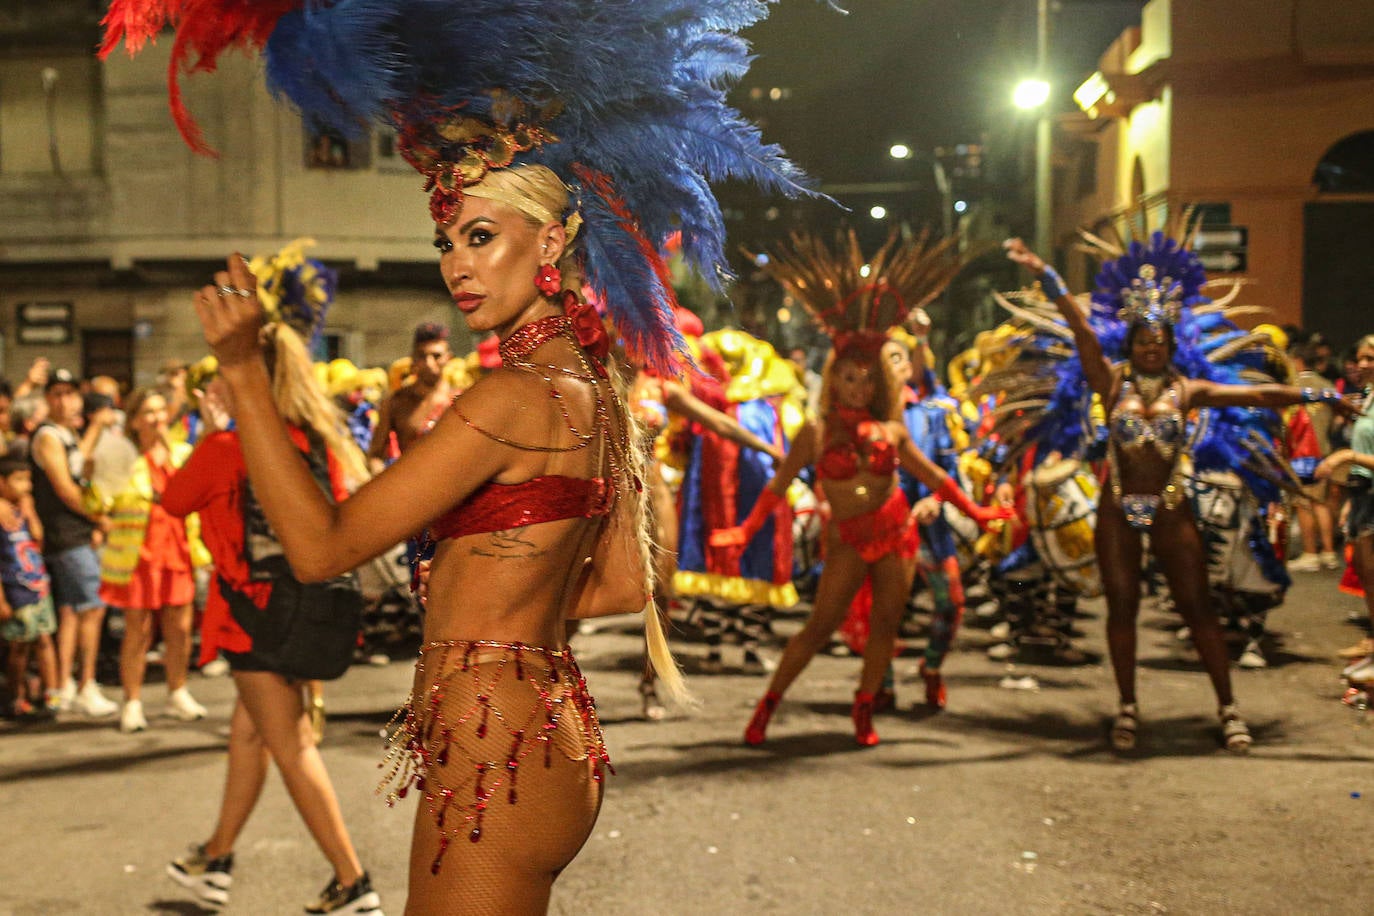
[920,661,946,710]
[744,691,781,746]
[852,692,879,746]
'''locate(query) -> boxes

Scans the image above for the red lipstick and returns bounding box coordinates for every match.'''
[453,292,485,313]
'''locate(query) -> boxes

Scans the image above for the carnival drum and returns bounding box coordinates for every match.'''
[1185,469,1283,599]
[1025,458,1102,597]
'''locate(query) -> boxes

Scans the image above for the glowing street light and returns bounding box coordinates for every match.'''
[953,199,968,214]
[869,205,888,220]
[1013,77,1051,110]
[888,144,912,160]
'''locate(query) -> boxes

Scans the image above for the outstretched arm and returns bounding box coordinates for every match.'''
[896,425,1010,528]
[661,379,784,461]
[1004,238,1114,397]
[1317,448,1374,478]
[756,418,816,499]
[707,419,816,548]
[1188,379,1361,418]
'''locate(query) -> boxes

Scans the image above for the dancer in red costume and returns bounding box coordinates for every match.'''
[103,0,818,910]
[715,231,1008,746]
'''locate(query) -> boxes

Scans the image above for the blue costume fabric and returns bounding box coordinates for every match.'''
[898,369,965,562]
[0,514,48,610]
[676,397,796,606]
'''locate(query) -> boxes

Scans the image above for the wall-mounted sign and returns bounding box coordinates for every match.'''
[1193,226,1248,274]
[16,301,74,346]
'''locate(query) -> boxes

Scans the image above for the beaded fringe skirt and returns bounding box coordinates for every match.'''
[379,639,612,874]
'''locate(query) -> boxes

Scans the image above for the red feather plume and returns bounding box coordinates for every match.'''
[99,0,301,156]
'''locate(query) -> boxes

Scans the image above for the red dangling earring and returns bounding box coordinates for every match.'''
[534,263,562,297]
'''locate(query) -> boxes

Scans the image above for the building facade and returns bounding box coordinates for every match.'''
[1,5,458,388]
[1052,0,1374,348]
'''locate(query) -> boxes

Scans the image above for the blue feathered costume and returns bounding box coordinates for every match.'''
[980,231,1293,615]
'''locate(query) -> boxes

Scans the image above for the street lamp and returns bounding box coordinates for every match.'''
[1011,0,1053,257]
[888,144,912,160]
[1012,78,1050,111]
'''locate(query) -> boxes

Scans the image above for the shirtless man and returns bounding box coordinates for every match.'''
[366,322,453,473]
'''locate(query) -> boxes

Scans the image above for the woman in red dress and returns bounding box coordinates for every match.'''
[99,387,205,733]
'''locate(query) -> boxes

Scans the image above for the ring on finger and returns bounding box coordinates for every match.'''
[216,285,236,297]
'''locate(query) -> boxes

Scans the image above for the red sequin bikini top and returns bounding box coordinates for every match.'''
[817,407,898,481]
[430,476,611,540]
[428,313,617,541]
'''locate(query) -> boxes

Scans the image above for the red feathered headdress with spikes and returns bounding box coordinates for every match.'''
[749,228,967,361]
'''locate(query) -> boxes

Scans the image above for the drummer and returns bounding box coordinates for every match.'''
[984,447,1094,669]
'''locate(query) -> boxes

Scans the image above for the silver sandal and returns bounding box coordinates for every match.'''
[1219,703,1251,754]
[1111,702,1139,752]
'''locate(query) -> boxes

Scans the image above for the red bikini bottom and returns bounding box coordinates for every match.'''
[835,489,920,564]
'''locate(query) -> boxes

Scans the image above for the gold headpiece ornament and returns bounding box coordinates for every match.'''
[1116,263,1183,326]
[396,92,562,225]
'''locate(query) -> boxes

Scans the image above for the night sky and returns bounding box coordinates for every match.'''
[711,1,1149,348]
[732,0,1147,189]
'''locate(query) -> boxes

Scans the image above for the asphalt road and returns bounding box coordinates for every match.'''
[1,565,1370,915]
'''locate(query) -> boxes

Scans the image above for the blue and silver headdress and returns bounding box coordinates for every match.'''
[101,0,823,373]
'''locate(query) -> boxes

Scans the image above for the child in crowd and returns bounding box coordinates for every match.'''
[0,450,58,719]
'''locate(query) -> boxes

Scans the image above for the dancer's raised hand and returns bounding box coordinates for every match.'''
[192,253,265,370]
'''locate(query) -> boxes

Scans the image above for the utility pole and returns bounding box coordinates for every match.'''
[1034,0,1052,257]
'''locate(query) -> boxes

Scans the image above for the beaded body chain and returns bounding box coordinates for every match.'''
[386,315,633,873]
[454,314,636,492]
[378,640,612,873]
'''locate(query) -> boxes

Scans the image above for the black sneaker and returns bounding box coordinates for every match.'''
[166,844,233,910]
[304,870,383,915]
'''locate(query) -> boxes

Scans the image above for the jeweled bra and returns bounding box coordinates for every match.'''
[1107,373,1188,530]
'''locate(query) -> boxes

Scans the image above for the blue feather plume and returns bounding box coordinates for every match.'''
[254,0,824,371]
[107,0,825,374]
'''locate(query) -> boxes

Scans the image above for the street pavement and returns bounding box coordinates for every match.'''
[1,565,1370,915]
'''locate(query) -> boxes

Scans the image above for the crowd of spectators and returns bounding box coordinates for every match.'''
[0,356,214,727]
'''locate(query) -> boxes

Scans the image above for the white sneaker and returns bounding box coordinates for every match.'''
[1346,660,1374,686]
[53,678,77,711]
[1343,655,1374,679]
[166,687,208,722]
[1286,553,1321,573]
[1320,551,1341,570]
[974,599,1000,618]
[989,621,1012,641]
[1238,641,1268,669]
[986,642,1016,661]
[75,682,119,718]
[120,699,148,733]
[200,657,230,678]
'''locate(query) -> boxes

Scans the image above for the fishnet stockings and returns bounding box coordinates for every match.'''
[380,641,608,914]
